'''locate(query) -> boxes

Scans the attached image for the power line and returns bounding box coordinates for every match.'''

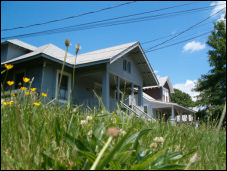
[2,3,223,40]
[1,1,137,31]
[145,7,226,51]
[144,31,211,53]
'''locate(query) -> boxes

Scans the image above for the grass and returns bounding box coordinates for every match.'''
[1,92,226,170]
[1,41,226,169]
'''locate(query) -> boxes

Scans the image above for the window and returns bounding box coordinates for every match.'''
[128,62,131,73]
[123,60,127,71]
[123,59,131,73]
[162,87,169,102]
[144,105,148,113]
[55,70,71,102]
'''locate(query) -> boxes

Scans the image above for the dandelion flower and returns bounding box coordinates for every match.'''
[7,81,14,86]
[30,88,37,92]
[33,102,41,106]
[3,102,9,106]
[42,93,47,97]
[25,92,30,96]
[4,64,14,70]
[9,101,13,105]
[11,93,15,97]
[23,77,30,83]
[20,87,27,91]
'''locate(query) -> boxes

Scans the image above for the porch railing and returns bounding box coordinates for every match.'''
[132,104,156,122]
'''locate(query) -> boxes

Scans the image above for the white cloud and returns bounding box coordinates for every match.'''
[154,70,160,78]
[173,80,200,101]
[210,1,226,21]
[183,41,206,53]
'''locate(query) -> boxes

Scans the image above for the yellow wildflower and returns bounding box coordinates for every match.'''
[33,102,41,106]
[9,101,13,105]
[42,93,47,97]
[3,102,9,106]
[25,92,30,96]
[4,64,14,70]
[7,81,14,86]
[23,77,30,83]
[30,88,37,92]
[21,87,27,91]
[11,93,15,97]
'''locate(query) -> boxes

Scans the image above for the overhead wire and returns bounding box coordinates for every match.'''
[2,3,224,40]
[1,1,137,31]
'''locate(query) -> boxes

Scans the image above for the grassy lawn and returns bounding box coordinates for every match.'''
[1,93,226,170]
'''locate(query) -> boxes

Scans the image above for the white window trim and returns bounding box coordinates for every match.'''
[163,87,169,102]
[55,69,71,103]
[13,69,26,90]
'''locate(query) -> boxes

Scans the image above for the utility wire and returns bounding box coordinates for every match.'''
[144,31,211,53]
[145,7,226,51]
[1,1,137,31]
[2,3,223,40]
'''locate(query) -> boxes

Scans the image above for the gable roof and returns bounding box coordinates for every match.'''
[1,39,37,51]
[143,76,174,94]
[1,40,159,86]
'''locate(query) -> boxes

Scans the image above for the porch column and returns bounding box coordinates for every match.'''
[171,106,175,125]
[131,83,134,106]
[180,111,183,123]
[138,86,143,107]
[187,113,189,122]
[102,72,110,111]
[117,76,120,102]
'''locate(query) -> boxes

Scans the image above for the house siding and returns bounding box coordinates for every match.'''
[7,44,30,61]
[143,87,162,101]
[107,53,143,87]
[1,44,8,63]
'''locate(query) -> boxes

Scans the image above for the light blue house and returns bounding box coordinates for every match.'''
[1,39,159,113]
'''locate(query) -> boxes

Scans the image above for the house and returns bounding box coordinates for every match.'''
[1,39,159,114]
[142,76,196,124]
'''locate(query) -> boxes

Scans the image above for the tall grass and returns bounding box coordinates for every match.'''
[1,90,226,169]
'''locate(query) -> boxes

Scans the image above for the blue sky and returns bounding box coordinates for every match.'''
[1,1,226,100]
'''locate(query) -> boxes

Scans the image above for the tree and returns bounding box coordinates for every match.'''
[171,88,195,108]
[193,18,226,119]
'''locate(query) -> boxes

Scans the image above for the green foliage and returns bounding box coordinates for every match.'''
[171,88,195,108]
[194,19,226,119]
[1,96,226,170]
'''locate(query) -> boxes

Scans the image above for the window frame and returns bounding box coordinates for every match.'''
[55,69,71,103]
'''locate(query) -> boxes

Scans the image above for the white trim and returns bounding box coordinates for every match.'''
[55,69,71,103]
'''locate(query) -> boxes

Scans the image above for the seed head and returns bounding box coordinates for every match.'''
[106,127,119,138]
[65,38,71,47]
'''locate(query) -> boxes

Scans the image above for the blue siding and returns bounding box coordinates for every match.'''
[7,44,29,61]
[107,54,143,87]
[1,44,8,63]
